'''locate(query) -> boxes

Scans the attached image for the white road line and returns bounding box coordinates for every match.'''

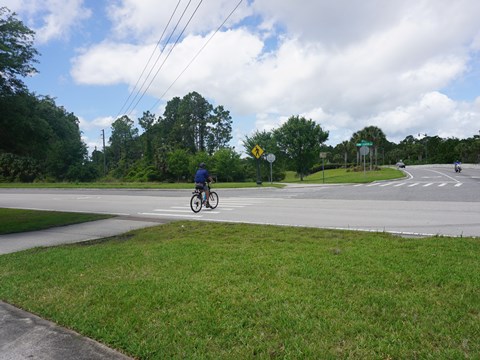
[380,183,393,187]
[216,204,247,207]
[353,184,363,187]
[423,183,433,187]
[438,183,447,187]
[408,183,419,187]
[154,209,192,213]
[394,183,406,187]
[170,206,237,211]
[367,183,380,187]
[454,183,463,187]
[139,212,202,218]
[423,169,461,184]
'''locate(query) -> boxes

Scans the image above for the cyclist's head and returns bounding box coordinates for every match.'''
[199,162,206,169]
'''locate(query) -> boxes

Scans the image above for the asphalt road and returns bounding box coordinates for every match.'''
[1,165,479,237]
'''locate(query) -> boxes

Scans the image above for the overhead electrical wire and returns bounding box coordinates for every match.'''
[122,0,198,117]
[115,0,183,119]
[149,0,244,112]
[126,0,204,116]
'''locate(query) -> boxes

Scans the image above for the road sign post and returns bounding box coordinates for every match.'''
[252,144,264,185]
[266,153,276,183]
[319,152,327,183]
[356,140,373,175]
[359,146,369,175]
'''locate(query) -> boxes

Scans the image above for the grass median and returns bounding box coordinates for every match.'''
[0,167,404,189]
[283,167,405,183]
[0,181,283,189]
[0,221,478,358]
[0,208,113,234]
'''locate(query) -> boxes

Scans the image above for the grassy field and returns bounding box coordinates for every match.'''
[0,208,113,235]
[0,167,403,189]
[1,221,478,359]
[0,181,282,189]
[283,167,405,183]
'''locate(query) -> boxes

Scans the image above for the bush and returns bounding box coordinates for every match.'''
[65,163,99,182]
[310,163,347,173]
[0,153,41,182]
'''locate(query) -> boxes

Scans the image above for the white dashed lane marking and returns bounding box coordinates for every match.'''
[139,197,281,218]
[355,182,463,188]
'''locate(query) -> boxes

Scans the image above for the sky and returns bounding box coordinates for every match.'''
[5,0,480,155]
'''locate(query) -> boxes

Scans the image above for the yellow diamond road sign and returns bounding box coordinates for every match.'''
[252,144,264,159]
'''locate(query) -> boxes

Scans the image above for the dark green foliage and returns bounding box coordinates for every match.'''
[212,148,244,182]
[167,148,191,182]
[274,115,329,180]
[0,7,39,95]
[103,92,236,182]
[242,130,287,182]
[156,92,233,155]
[107,115,140,178]
[0,8,89,183]
[0,153,40,182]
[0,93,88,182]
[328,129,480,168]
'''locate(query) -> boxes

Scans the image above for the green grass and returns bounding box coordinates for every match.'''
[283,167,405,184]
[0,168,402,188]
[0,181,283,189]
[1,221,478,359]
[0,208,113,234]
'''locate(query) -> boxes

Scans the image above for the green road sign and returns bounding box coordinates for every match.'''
[356,140,373,146]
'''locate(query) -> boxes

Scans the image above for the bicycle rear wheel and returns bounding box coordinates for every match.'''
[208,192,219,209]
[190,194,202,213]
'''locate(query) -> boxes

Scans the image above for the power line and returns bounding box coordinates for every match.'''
[122,0,196,117]
[149,0,244,112]
[115,0,183,119]
[127,0,204,116]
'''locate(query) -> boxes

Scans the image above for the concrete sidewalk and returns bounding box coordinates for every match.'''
[0,301,132,360]
[0,218,162,359]
[0,217,160,255]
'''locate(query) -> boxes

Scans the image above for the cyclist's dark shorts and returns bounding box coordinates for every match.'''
[195,182,207,191]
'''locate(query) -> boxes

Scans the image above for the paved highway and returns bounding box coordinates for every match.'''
[1,165,479,237]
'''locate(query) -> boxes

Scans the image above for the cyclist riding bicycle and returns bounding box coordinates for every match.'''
[194,162,213,208]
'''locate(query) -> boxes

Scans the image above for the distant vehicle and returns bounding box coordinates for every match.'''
[396,160,406,169]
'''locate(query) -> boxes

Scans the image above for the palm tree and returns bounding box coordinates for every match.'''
[351,126,387,169]
[338,140,353,168]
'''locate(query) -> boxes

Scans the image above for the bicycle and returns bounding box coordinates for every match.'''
[190,182,219,213]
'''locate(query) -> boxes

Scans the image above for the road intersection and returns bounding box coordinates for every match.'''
[1,165,479,239]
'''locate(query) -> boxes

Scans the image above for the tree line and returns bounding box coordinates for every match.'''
[1,7,479,183]
[326,127,480,170]
[89,111,329,183]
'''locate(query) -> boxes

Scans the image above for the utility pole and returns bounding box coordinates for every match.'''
[101,129,106,176]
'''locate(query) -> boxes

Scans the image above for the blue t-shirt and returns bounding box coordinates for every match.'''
[194,168,210,183]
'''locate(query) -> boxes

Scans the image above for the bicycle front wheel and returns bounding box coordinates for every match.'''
[190,194,202,213]
[208,192,219,209]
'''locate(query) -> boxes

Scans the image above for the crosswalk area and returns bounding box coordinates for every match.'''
[354,181,463,188]
[138,197,270,218]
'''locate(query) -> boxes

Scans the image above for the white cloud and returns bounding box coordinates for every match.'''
[369,92,480,142]
[79,115,115,132]
[8,0,480,149]
[4,0,92,44]
[106,0,251,42]
[71,42,151,85]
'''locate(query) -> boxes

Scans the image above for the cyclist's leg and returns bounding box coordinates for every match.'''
[203,183,210,206]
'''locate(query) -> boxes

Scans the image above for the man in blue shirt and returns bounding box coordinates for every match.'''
[194,162,213,207]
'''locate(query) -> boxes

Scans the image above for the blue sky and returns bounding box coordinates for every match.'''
[6,0,480,155]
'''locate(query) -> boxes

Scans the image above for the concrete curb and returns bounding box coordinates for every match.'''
[0,301,132,360]
[0,218,160,255]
